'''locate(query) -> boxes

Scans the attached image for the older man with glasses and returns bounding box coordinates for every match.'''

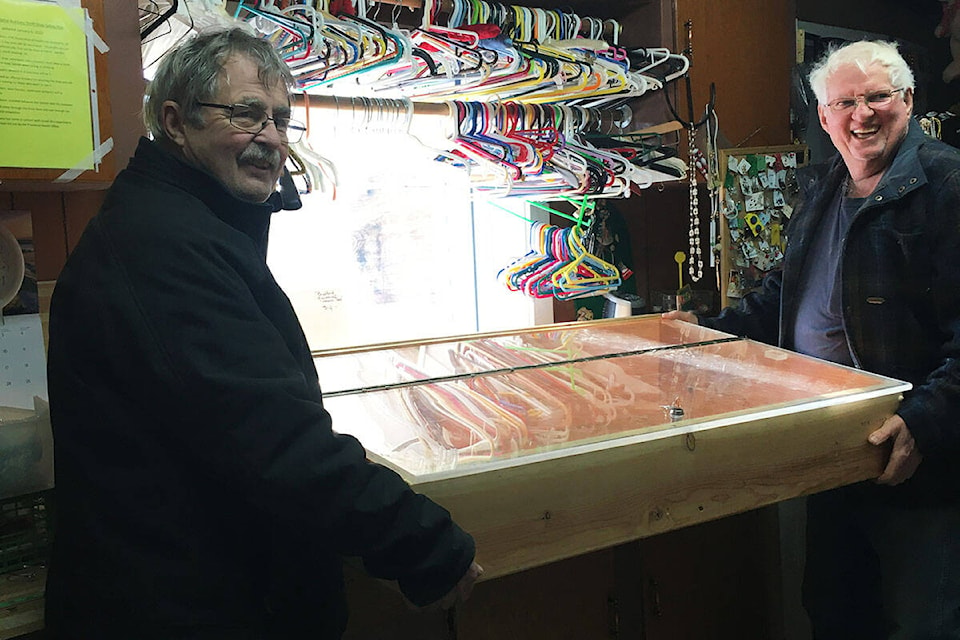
[667,40,960,638]
[45,28,481,640]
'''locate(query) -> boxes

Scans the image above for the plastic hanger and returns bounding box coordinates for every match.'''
[236,1,312,61]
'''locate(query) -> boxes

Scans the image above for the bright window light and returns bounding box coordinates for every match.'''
[267,128,549,351]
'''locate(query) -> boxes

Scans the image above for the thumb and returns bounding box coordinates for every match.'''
[868,415,901,446]
[868,428,888,446]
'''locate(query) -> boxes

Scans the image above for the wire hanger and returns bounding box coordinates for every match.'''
[140,0,179,41]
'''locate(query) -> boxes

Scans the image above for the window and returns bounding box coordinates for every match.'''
[267,122,549,351]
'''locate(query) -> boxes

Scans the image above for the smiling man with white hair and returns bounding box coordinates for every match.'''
[666,40,960,638]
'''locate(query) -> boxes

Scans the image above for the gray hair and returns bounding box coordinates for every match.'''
[807,40,915,105]
[144,28,296,143]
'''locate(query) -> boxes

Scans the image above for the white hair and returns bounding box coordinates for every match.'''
[808,40,915,105]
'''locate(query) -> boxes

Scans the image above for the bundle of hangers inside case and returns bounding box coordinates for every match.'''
[235,0,690,108]
[392,335,650,463]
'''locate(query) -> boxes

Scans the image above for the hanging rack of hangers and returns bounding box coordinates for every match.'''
[287,93,685,199]
[234,0,689,109]
[496,195,624,300]
[234,0,690,301]
[287,0,624,42]
[224,1,690,201]
[291,93,640,132]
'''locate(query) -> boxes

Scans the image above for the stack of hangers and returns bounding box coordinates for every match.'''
[498,220,621,300]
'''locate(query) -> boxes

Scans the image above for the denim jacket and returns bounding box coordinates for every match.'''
[704,122,960,503]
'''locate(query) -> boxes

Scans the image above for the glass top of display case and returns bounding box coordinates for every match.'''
[313,316,911,480]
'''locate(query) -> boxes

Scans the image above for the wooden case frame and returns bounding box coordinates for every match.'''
[315,314,907,579]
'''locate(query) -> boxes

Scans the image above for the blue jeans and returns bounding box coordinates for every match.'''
[802,482,960,639]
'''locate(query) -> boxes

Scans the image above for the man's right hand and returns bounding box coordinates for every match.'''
[662,310,699,324]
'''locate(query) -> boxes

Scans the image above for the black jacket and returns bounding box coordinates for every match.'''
[45,138,475,639]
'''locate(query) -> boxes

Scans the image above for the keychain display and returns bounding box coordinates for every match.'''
[718,146,806,304]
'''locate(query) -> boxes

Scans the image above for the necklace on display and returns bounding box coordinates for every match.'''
[687,123,703,283]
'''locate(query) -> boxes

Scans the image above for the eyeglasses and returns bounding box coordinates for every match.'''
[196,102,307,143]
[825,88,905,113]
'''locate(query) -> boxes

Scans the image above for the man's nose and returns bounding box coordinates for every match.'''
[254,118,285,146]
[851,97,876,115]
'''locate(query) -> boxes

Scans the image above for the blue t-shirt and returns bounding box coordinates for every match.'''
[790,185,863,366]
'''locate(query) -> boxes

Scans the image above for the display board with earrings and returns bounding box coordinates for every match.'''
[717,145,808,308]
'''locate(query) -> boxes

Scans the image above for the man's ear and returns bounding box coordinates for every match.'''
[903,87,915,113]
[161,100,189,150]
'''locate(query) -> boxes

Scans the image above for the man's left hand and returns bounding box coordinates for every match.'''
[868,414,922,485]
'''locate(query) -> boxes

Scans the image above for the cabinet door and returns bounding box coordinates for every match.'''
[343,548,619,640]
[343,510,777,640]
[637,510,777,640]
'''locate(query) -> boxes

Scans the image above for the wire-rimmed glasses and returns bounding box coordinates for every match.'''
[196,102,307,143]
[825,88,905,113]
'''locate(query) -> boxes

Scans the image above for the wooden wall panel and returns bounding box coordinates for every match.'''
[10,191,66,281]
[675,0,796,149]
[639,510,774,640]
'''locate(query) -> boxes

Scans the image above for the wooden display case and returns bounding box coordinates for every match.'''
[315,314,909,580]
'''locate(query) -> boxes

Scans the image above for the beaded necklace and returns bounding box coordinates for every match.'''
[687,123,703,282]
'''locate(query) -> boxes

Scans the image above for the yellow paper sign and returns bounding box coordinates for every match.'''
[0,0,95,170]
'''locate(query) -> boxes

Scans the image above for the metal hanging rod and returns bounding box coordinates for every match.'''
[368,0,436,8]
[291,94,681,137]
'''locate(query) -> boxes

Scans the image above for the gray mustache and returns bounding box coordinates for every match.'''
[239,143,281,170]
